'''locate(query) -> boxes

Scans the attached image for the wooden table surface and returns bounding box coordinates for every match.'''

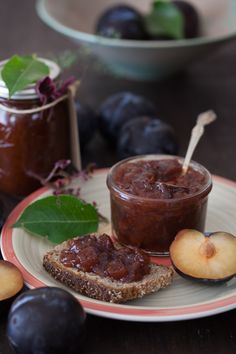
[0,1,236,353]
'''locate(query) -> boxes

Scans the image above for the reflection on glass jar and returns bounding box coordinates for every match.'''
[107,155,212,256]
[0,59,71,196]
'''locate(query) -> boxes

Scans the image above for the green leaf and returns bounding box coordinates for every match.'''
[1,54,49,98]
[145,0,184,40]
[13,195,99,244]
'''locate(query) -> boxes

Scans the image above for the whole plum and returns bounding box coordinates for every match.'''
[95,5,148,40]
[117,116,178,159]
[173,1,199,38]
[76,101,97,149]
[7,287,86,354]
[98,92,157,144]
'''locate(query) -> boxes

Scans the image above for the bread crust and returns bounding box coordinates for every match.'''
[43,237,174,303]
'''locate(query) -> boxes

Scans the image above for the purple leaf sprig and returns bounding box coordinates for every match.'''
[50,161,108,223]
[36,76,75,104]
[51,162,96,197]
[28,160,108,223]
[27,160,94,194]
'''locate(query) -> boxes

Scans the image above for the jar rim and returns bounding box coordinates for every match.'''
[106,154,212,203]
[0,57,60,100]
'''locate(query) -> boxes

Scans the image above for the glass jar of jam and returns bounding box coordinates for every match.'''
[0,58,71,196]
[107,155,212,256]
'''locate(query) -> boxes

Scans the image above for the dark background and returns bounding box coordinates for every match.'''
[0,1,236,353]
[1,0,236,178]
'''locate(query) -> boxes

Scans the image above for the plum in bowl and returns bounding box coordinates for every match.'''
[37,0,236,80]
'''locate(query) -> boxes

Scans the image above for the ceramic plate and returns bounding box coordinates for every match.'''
[1,170,236,322]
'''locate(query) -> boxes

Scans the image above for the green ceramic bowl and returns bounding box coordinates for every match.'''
[37,0,236,80]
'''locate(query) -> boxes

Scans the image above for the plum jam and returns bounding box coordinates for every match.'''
[60,234,150,282]
[107,155,212,255]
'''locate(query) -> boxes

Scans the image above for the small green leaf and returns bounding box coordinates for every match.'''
[13,195,99,244]
[145,0,184,40]
[1,54,49,98]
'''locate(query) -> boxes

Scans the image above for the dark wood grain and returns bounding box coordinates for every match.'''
[0,1,236,353]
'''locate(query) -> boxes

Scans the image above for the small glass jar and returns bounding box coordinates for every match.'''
[107,155,212,256]
[0,58,71,196]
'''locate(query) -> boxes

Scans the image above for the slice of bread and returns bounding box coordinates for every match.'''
[43,236,174,303]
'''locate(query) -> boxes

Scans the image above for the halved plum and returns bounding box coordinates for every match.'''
[0,260,24,313]
[169,229,236,283]
[0,260,23,300]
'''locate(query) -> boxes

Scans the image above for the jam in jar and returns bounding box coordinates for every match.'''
[107,155,212,255]
[0,58,71,196]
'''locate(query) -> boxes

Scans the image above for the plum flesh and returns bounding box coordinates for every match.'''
[0,260,23,302]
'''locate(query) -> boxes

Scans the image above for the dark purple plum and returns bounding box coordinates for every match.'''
[76,101,97,149]
[98,92,157,144]
[95,4,148,40]
[7,287,86,354]
[117,116,178,159]
[173,1,199,38]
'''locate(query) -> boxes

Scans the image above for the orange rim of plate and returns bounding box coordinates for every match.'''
[1,171,236,318]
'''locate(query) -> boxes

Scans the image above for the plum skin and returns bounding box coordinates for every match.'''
[98,92,157,144]
[75,101,97,150]
[95,5,148,40]
[173,1,199,38]
[172,263,235,284]
[7,287,86,354]
[117,116,178,159]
